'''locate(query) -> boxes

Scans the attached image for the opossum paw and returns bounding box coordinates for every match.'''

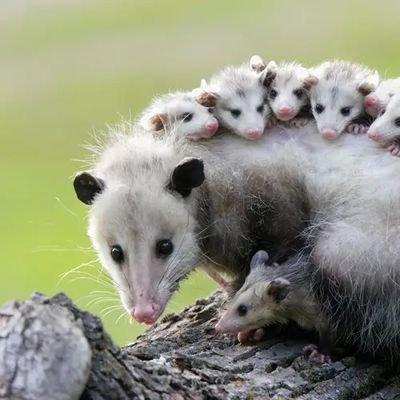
[346,123,368,135]
[266,116,279,129]
[237,328,265,344]
[389,144,400,157]
[303,344,332,364]
[289,118,309,128]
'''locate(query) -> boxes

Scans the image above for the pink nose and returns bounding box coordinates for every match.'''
[246,128,262,140]
[321,128,337,140]
[365,95,377,107]
[277,106,294,117]
[205,120,219,133]
[367,129,380,140]
[133,303,160,325]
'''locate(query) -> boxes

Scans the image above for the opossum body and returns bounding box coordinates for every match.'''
[365,78,400,118]
[139,91,219,140]
[309,60,380,140]
[215,250,327,337]
[367,93,400,156]
[194,60,272,141]
[262,61,316,127]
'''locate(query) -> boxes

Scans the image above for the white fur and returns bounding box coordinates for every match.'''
[365,78,400,117]
[139,91,218,140]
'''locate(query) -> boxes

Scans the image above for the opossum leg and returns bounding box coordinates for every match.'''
[346,123,369,135]
[303,344,332,364]
[206,270,228,288]
[265,116,279,129]
[289,117,310,128]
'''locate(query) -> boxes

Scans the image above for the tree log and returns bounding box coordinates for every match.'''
[0,292,399,400]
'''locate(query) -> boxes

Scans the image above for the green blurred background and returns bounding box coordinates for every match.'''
[1,0,399,345]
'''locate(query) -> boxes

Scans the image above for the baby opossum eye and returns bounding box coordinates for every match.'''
[156,239,174,257]
[269,89,278,100]
[179,112,194,122]
[256,104,264,114]
[110,245,124,264]
[379,108,386,117]
[293,88,304,99]
[394,117,400,127]
[340,107,351,116]
[230,109,241,118]
[237,304,248,317]
[315,104,325,114]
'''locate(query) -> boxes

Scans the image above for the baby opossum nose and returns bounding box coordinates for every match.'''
[132,302,160,325]
[205,120,219,133]
[277,106,294,118]
[365,95,378,108]
[367,129,380,141]
[246,128,262,140]
[321,128,337,140]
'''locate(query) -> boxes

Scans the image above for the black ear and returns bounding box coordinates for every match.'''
[250,250,270,271]
[267,278,290,303]
[73,172,105,205]
[170,157,205,197]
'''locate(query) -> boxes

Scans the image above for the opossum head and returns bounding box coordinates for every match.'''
[364,79,400,118]
[73,135,205,325]
[310,61,379,140]
[140,91,219,140]
[215,250,291,334]
[263,61,317,122]
[367,93,400,145]
[195,65,270,141]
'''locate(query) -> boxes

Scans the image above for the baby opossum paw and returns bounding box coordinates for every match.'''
[289,118,309,128]
[237,328,265,344]
[388,143,400,157]
[266,116,279,129]
[346,123,369,135]
[303,344,332,364]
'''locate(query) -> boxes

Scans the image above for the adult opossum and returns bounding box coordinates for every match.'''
[74,122,400,360]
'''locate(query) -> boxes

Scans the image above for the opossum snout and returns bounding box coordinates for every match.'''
[132,300,161,325]
[365,95,378,108]
[205,119,219,134]
[321,128,338,141]
[277,106,295,120]
[246,128,263,140]
[367,129,382,141]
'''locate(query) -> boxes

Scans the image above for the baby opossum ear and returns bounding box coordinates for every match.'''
[358,71,380,96]
[260,61,278,87]
[249,55,266,73]
[303,74,319,90]
[145,113,169,131]
[169,157,205,197]
[193,86,219,108]
[73,171,105,205]
[250,250,270,270]
[266,278,290,303]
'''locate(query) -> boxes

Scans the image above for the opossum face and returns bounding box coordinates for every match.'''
[74,157,204,325]
[215,250,291,334]
[140,95,219,140]
[197,70,270,141]
[365,79,400,118]
[310,82,366,140]
[367,93,400,145]
[264,62,316,122]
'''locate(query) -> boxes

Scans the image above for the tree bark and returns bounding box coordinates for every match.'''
[0,291,399,400]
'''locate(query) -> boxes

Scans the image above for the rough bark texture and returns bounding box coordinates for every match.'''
[1,292,400,400]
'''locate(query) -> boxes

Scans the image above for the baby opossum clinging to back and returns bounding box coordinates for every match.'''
[364,78,400,118]
[367,93,400,156]
[261,61,317,127]
[194,56,271,141]
[309,60,380,140]
[215,251,330,356]
[139,91,219,140]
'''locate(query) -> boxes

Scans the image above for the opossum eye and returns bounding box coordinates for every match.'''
[394,117,400,127]
[315,104,324,114]
[156,239,174,257]
[379,108,386,116]
[230,109,241,118]
[256,104,264,113]
[110,245,124,263]
[269,89,278,100]
[237,304,248,317]
[179,112,194,122]
[340,107,351,116]
[293,88,304,99]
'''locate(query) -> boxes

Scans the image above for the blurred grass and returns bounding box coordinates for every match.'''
[1,0,400,345]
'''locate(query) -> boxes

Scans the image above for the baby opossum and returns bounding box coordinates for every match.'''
[309,60,380,140]
[194,59,271,141]
[262,61,317,128]
[364,78,400,118]
[367,92,400,156]
[215,251,328,351]
[139,91,219,140]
